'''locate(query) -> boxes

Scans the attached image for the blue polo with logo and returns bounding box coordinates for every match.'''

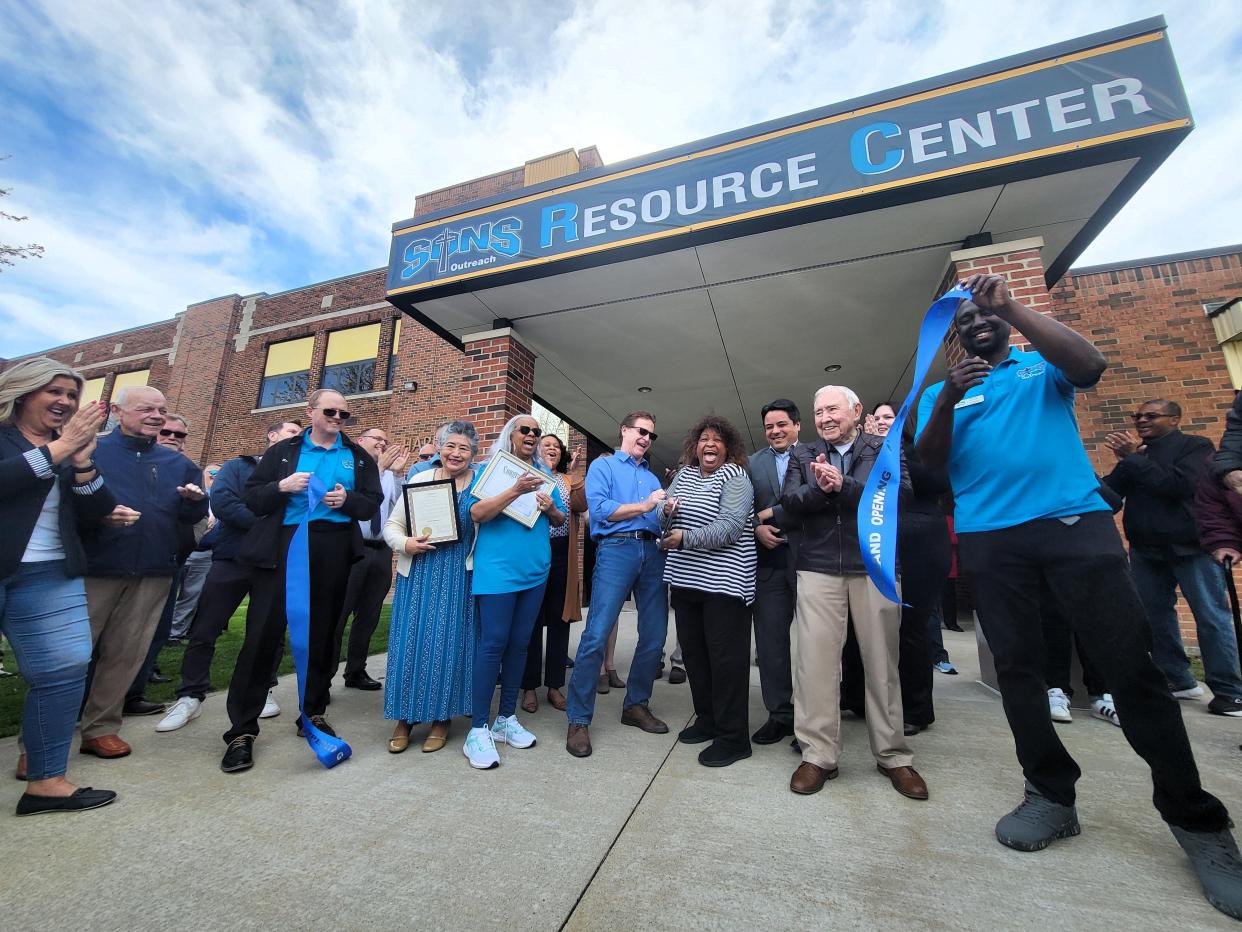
[283,431,356,525]
[916,347,1107,533]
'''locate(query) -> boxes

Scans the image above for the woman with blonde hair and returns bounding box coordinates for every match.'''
[0,357,118,815]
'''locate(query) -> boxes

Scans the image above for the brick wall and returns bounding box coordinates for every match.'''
[461,330,535,452]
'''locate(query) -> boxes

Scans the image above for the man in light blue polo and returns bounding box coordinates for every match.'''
[565,411,670,758]
[917,272,1240,920]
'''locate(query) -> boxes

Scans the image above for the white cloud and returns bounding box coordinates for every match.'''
[1,0,1239,356]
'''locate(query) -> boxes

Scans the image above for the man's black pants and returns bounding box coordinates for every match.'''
[959,511,1229,831]
[332,540,393,681]
[224,524,353,743]
[751,563,796,728]
[672,585,751,752]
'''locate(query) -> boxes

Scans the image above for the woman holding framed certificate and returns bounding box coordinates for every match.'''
[464,414,566,770]
[381,421,480,755]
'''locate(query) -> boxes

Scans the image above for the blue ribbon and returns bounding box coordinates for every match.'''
[858,286,973,604]
[285,475,352,768]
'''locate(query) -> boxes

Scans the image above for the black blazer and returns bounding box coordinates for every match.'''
[0,423,117,582]
[239,429,382,569]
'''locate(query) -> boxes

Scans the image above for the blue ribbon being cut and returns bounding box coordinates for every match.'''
[286,475,352,768]
[857,285,973,604]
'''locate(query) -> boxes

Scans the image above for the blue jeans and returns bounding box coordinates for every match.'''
[0,561,93,780]
[473,583,546,728]
[1130,550,1242,701]
[567,537,668,725]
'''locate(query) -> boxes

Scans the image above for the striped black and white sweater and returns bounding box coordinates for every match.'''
[661,462,756,604]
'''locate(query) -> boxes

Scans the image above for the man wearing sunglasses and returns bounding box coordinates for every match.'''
[156,415,190,453]
[565,411,671,758]
[1103,400,1242,717]
[220,389,382,773]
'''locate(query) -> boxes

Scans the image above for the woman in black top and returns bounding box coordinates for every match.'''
[0,357,118,815]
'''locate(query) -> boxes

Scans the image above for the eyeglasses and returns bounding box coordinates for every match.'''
[626,425,659,441]
[1131,412,1173,422]
[360,434,388,446]
[159,428,188,439]
[515,425,542,437]
[319,408,351,420]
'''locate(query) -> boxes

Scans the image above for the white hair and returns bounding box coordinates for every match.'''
[813,384,861,408]
[113,384,164,408]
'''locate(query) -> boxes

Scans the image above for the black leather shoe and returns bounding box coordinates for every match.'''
[668,667,687,685]
[752,717,794,745]
[790,736,802,753]
[123,697,166,716]
[221,736,254,773]
[16,786,117,816]
[698,742,752,768]
[344,673,382,691]
[678,720,716,744]
[148,672,172,685]
[904,722,928,737]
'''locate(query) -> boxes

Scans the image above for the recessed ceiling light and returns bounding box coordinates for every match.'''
[824,364,842,372]
[637,386,653,393]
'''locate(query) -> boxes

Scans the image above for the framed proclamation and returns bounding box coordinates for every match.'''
[473,450,556,529]
[401,477,461,545]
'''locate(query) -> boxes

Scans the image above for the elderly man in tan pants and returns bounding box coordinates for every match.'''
[780,385,927,800]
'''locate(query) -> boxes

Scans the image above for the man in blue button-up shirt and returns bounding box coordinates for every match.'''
[565,411,670,758]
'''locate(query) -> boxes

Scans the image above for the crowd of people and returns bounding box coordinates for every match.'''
[1,272,1240,918]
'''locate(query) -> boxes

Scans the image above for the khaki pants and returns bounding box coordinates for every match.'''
[81,577,174,740]
[793,571,912,771]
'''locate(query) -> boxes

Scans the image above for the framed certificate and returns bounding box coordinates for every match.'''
[401,477,461,545]
[473,449,556,529]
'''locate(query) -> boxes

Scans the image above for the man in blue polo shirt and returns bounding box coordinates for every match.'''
[564,410,670,758]
[917,273,1240,920]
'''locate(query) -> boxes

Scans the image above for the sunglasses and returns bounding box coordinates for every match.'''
[159,428,188,439]
[319,407,351,420]
[417,453,433,461]
[207,468,220,476]
[627,425,659,441]
[1131,412,1172,422]
[515,425,542,437]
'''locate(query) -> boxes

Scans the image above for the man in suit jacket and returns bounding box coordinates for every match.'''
[746,399,802,745]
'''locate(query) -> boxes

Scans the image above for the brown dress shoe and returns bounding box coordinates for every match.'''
[790,761,839,795]
[546,688,567,712]
[878,764,929,800]
[566,724,592,758]
[607,669,625,689]
[596,674,610,695]
[80,735,132,759]
[620,703,668,734]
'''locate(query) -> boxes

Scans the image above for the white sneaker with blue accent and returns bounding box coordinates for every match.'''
[463,726,500,769]
[491,714,537,749]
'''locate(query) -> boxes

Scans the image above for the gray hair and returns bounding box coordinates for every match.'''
[813,384,861,409]
[0,356,85,425]
[165,413,189,431]
[113,384,164,408]
[436,419,480,456]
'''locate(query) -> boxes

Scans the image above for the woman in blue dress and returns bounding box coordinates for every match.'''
[382,421,479,754]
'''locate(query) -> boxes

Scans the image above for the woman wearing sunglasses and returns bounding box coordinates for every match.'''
[464,414,566,769]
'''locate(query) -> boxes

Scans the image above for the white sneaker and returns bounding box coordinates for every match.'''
[491,714,537,749]
[1090,693,1122,727]
[260,689,281,719]
[463,726,500,769]
[155,696,201,733]
[1172,685,1205,700]
[1048,688,1072,724]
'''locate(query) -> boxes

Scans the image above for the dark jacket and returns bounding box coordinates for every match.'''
[781,432,910,576]
[200,454,259,561]
[1211,390,1242,482]
[1196,470,1242,557]
[0,424,118,582]
[239,430,382,570]
[84,430,208,577]
[747,444,801,571]
[1102,428,1214,557]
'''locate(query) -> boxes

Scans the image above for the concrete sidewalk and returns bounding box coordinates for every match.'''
[4,620,1240,931]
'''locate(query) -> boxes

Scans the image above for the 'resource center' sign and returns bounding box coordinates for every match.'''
[387,30,1189,298]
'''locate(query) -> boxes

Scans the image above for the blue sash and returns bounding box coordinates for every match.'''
[858,286,972,603]
[286,475,352,768]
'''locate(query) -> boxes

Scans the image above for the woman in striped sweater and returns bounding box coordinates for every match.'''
[659,415,756,767]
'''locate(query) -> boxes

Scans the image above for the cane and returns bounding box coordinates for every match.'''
[1224,556,1242,754]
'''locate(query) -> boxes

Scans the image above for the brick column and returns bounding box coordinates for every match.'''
[163,295,242,464]
[461,327,535,453]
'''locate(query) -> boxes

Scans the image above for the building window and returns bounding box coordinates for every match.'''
[322,323,380,396]
[386,318,401,389]
[81,377,106,406]
[260,337,314,407]
[111,369,150,397]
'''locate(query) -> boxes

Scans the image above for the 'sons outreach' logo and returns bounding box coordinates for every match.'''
[401,217,523,279]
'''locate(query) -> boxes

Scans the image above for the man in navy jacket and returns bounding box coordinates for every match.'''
[79,385,207,759]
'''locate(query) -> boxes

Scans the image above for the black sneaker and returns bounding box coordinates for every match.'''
[1171,825,1242,920]
[678,720,716,744]
[752,717,794,745]
[1209,696,1242,717]
[995,786,1080,851]
[698,742,752,768]
[221,735,255,773]
[16,786,117,816]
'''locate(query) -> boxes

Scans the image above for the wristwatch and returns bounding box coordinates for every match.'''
[73,460,97,474]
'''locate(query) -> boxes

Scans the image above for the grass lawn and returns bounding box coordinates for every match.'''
[0,601,391,740]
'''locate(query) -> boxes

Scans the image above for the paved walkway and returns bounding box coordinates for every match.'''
[5,620,1241,931]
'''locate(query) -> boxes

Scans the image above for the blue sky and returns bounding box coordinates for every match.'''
[1,0,1239,357]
